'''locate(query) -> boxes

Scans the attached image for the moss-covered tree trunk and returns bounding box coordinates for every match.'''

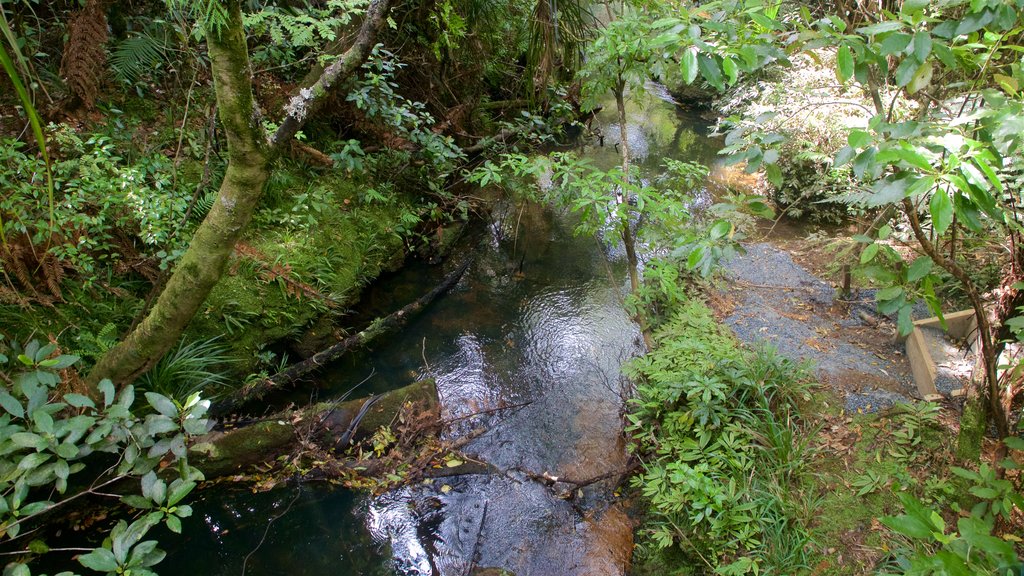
[87,0,268,387]
[87,0,393,389]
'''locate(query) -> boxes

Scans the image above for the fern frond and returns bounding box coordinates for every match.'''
[110,33,168,85]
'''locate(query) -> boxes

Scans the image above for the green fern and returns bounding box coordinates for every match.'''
[190,190,218,223]
[73,322,119,364]
[109,32,169,85]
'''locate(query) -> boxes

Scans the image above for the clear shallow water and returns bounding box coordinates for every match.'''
[159,88,721,576]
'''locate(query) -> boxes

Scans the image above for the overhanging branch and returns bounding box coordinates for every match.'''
[270,0,392,150]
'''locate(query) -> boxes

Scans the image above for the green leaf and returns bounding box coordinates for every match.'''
[78,548,119,572]
[0,391,25,418]
[868,174,912,206]
[898,305,913,336]
[63,393,95,409]
[18,452,49,470]
[722,57,738,85]
[901,0,929,14]
[860,243,880,264]
[848,129,872,149]
[145,393,178,418]
[681,48,698,84]
[856,21,905,35]
[167,480,196,506]
[697,53,723,91]
[99,379,115,408]
[10,432,47,450]
[906,257,933,281]
[837,45,853,82]
[38,355,79,370]
[895,56,920,87]
[930,191,953,235]
[765,163,782,187]
[912,31,932,62]
[709,220,732,240]
[33,343,56,364]
[907,62,933,94]
[121,495,154,509]
[876,286,904,301]
[166,514,182,534]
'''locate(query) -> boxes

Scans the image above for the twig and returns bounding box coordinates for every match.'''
[440,400,534,427]
[240,487,302,576]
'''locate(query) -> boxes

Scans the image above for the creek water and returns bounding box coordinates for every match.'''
[160,88,721,576]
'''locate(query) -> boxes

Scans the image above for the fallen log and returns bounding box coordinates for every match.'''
[191,378,439,478]
[214,258,472,415]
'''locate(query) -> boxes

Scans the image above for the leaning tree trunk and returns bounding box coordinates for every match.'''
[87,2,269,388]
[87,0,393,389]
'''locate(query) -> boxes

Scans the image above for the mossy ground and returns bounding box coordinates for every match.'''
[184,167,415,375]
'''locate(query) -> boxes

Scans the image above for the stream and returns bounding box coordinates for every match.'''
[160,88,722,576]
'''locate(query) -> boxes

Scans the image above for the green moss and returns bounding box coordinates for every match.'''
[185,168,414,375]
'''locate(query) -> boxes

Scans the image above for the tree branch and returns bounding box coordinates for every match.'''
[270,0,392,149]
[901,198,1008,439]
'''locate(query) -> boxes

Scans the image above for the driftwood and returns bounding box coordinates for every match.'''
[191,378,439,478]
[215,258,472,415]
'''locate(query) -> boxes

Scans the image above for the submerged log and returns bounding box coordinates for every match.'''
[215,258,471,415]
[191,378,439,478]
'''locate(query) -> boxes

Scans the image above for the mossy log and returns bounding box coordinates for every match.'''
[191,378,439,478]
[214,258,471,415]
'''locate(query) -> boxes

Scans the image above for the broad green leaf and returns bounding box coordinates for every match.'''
[63,393,95,409]
[876,286,903,301]
[835,145,856,166]
[681,48,698,84]
[38,355,79,370]
[709,220,732,240]
[860,243,880,264]
[954,8,995,36]
[930,191,953,234]
[912,31,932,61]
[697,53,723,91]
[722,57,738,85]
[868,174,912,207]
[906,62,933,94]
[856,21,905,35]
[765,163,782,187]
[895,56,920,87]
[880,33,912,55]
[898,305,913,336]
[848,129,872,149]
[79,548,119,572]
[166,514,182,534]
[837,45,853,82]
[880,513,932,539]
[167,480,196,506]
[11,432,48,450]
[901,0,929,14]
[99,379,115,408]
[145,392,178,419]
[0,391,24,418]
[906,257,933,281]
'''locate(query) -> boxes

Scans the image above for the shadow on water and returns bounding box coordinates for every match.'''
[161,86,721,576]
